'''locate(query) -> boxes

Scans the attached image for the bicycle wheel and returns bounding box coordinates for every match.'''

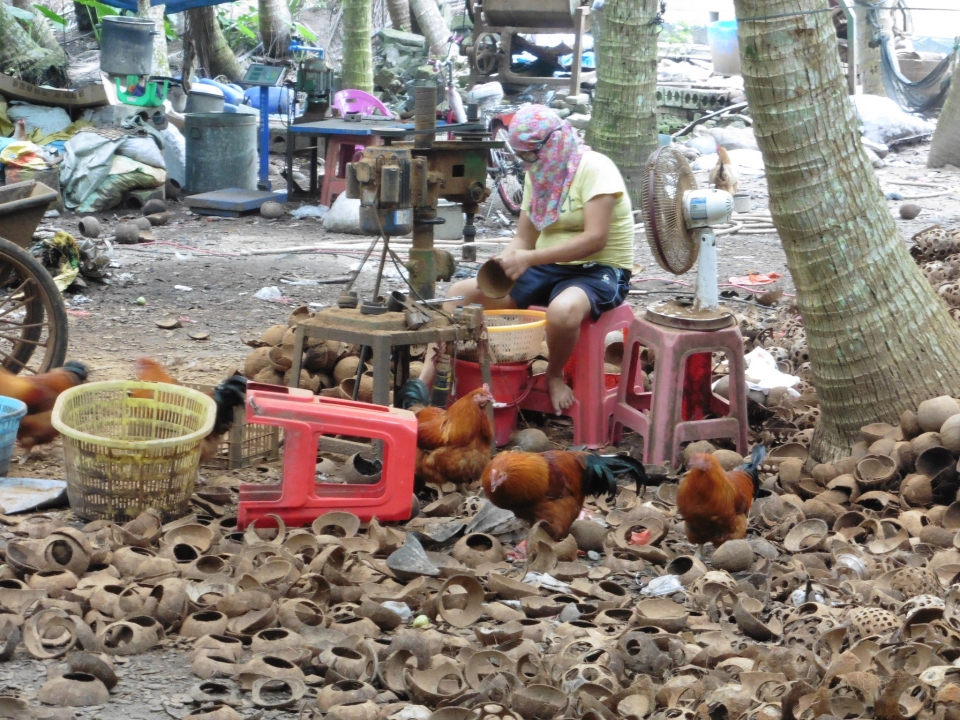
[490,123,525,216]
[0,236,69,374]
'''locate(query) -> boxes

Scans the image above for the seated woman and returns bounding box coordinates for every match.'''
[423,104,635,414]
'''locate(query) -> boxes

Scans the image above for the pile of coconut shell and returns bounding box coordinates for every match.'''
[911,224,960,326]
[240,307,425,403]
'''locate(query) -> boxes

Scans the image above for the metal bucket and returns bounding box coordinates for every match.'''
[184,113,257,195]
[185,90,225,114]
[99,17,156,76]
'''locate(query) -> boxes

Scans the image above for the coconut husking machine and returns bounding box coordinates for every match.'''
[284,84,502,414]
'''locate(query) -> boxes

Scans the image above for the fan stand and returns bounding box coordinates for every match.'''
[646,228,735,331]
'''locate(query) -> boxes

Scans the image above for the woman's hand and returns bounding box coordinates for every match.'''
[496,247,537,280]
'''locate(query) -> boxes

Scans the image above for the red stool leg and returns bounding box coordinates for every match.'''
[320,138,341,207]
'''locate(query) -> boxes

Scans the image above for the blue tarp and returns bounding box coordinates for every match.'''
[97,0,234,12]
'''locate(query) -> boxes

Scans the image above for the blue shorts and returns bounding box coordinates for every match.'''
[509,263,632,320]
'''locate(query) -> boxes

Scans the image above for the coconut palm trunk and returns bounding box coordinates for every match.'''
[137,0,170,76]
[733,0,960,461]
[184,6,243,83]
[386,0,411,32]
[342,0,373,92]
[258,0,292,59]
[409,0,450,56]
[584,0,659,208]
[928,58,960,168]
[0,1,67,86]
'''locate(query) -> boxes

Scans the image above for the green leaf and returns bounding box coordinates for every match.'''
[7,5,35,22]
[164,15,176,40]
[294,22,317,43]
[236,23,257,40]
[74,0,118,17]
[33,4,67,27]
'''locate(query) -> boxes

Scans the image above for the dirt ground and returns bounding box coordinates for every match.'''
[2,138,958,718]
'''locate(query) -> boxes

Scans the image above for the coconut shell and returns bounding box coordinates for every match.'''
[713,450,744,471]
[284,368,320,393]
[334,357,364,385]
[868,438,896,457]
[513,428,550,452]
[254,367,284,386]
[682,441,716,467]
[710,540,754,572]
[811,463,838,485]
[259,324,288,347]
[862,423,895,445]
[919,396,960,433]
[408,361,424,380]
[919,525,956,548]
[835,456,858,476]
[778,458,805,491]
[901,474,934,506]
[901,409,923,439]
[941,414,960,456]
[304,342,342,372]
[912,432,943,457]
[244,348,273,379]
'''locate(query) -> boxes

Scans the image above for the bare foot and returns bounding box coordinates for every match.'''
[546,373,575,415]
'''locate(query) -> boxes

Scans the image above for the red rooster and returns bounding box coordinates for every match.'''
[677,444,766,557]
[399,378,494,486]
[481,450,648,541]
[0,361,89,459]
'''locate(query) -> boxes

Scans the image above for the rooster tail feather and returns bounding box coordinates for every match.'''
[583,454,650,499]
[62,361,89,382]
[211,375,247,436]
[741,444,767,497]
[399,378,430,410]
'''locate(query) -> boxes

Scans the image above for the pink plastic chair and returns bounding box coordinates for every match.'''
[333,89,394,118]
[611,315,749,468]
[519,303,636,449]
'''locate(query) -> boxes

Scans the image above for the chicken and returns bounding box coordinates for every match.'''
[482,450,649,541]
[134,358,247,463]
[0,361,89,457]
[709,146,739,195]
[677,444,766,556]
[399,378,494,487]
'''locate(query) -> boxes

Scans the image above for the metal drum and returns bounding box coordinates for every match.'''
[184,113,257,195]
[482,0,577,29]
[99,17,156,76]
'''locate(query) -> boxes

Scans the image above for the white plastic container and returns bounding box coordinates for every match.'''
[467,82,504,113]
[436,200,465,240]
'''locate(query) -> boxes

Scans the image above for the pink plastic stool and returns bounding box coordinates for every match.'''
[333,89,395,118]
[519,303,635,449]
[611,315,749,468]
[236,383,418,529]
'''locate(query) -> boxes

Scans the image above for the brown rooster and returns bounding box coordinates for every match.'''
[0,361,88,459]
[481,450,648,541]
[134,358,247,464]
[709,146,739,195]
[399,378,494,487]
[677,444,765,557]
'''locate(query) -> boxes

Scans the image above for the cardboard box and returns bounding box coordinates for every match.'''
[0,73,108,110]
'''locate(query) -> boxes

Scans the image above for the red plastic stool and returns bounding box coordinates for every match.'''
[611,315,749,468]
[321,135,380,207]
[519,303,635,449]
[236,383,418,529]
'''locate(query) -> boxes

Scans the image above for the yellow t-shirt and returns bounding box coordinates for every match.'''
[522,150,635,271]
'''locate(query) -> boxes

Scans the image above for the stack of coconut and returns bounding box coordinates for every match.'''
[912,224,960,326]
[241,307,423,401]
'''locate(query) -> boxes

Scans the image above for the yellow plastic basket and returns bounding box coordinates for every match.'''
[51,381,216,522]
[459,309,547,364]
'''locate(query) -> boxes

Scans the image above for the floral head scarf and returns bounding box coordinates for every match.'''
[507,104,589,231]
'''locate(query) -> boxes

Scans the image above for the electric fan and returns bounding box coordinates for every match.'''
[640,145,736,329]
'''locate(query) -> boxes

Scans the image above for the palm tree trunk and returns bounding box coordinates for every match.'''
[928,60,960,168]
[137,0,170,76]
[0,1,67,86]
[386,0,410,31]
[409,0,450,56]
[733,0,960,461]
[184,6,242,83]
[342,0,373,92]
[584,0,658,208]
[258,0,291,59]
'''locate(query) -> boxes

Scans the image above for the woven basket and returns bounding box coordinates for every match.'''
[51,381,216,522]
[459,309,546,364]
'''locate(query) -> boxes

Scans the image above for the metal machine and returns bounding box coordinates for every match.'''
[462,0,591,94]
[345,85,500,301]
[290,42,339,122]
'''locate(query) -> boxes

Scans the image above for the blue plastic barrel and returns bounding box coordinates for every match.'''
[244,86,294,114]
[197,78,245,106]
[0,397,27,476]
[707,20,741,76]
